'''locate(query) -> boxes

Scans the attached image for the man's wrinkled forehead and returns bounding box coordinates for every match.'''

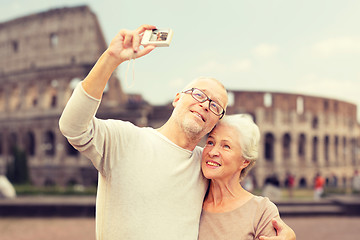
[188,78,228,107]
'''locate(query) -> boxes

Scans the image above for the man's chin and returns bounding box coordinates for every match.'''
[182,120,204,137]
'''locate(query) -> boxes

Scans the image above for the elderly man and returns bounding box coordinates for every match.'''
[59,25,295,240]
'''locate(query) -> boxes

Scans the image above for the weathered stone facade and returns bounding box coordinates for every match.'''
[0,6,150,186]
[1,6,359,189]
[226,91,360,188]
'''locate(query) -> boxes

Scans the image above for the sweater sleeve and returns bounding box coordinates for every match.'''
[255,197,280,239]
[59,82,107,175]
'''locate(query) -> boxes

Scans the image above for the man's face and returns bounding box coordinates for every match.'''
[172,78,228,138]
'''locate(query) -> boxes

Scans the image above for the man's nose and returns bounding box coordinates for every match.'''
[199,100,209,112]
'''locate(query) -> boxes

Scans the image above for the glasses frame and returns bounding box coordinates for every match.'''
[182,88,225,119]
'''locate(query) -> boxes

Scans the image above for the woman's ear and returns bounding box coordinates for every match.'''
[241,159,250,169]
[172,93,181,107]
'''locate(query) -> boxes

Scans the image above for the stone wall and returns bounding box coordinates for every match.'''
[0,6,130,186]
[227,90,360,188]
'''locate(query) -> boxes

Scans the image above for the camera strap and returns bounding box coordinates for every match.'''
[124,57,135,88]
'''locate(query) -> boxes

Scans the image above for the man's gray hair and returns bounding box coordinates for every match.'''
[182,76,226,93]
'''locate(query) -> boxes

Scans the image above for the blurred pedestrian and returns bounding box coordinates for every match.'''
[314,173,325,201]
[286,172,295,199]
[262,174,282,201]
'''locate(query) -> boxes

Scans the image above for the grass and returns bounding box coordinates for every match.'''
[13,185,359,199]
[14,184,97,196]
[254,187,359,201]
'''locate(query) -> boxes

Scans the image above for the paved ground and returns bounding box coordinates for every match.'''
[0,217,95,240]
[283,216,360,240]
[1,216,359,240]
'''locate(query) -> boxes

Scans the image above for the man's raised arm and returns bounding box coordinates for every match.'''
[82,24,157,99]
[59,25,156,137]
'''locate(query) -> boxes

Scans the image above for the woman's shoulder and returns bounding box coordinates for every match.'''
[250,195,279,213]
[252,195,273,204]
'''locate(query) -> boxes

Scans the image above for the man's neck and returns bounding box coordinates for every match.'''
[157,121,202,151]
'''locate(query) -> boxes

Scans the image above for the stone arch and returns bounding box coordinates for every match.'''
[25,83,38,108]
[312,136,318,163]
[282,133,291,160]
[44,80,58,109]
[10,84,21,111]
[351,138,357,165]
[0,87,5,111]
[8,132,18,152]
[299,177,307,188]
[49,32,58,48]
[67,178,78,187]
[343,137,347,160]
[44,178,56,186]
[0,132,3,155]
[298,133,306,160]
[324,135,330,164]
[25,131,36,156]
[44,130,55,156]
[264,133,275,162]
[264,174,280,187]
[312,116,319,129]
[334,136,339,163]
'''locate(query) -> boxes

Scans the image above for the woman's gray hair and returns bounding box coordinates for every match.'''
[217,114,260,181]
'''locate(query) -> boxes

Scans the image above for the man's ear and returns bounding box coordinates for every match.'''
[172,93,181,107]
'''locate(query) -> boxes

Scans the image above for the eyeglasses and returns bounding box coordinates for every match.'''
[182,88,225,118]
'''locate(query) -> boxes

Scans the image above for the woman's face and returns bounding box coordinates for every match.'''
[201,124,249,181]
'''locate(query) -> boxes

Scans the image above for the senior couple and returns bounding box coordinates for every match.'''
[59,24,295,240]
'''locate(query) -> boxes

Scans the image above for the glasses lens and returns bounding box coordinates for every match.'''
[192,89,207,102]
[209,101,222,115]
[187,88,224,117]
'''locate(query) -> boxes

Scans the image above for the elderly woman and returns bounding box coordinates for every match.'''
[198,114,282,240]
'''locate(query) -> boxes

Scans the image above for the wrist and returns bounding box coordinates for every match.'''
[103,49,124,68]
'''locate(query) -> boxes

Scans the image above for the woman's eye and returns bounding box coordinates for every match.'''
[224,145,230,149]
[206,141,214,146]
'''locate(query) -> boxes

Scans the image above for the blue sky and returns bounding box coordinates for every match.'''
[1,0,360,119]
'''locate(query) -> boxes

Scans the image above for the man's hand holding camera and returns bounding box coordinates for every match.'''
[105,24,157,66]
[82,24,156,99]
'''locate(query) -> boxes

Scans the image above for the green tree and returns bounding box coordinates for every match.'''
[6,146,29,184]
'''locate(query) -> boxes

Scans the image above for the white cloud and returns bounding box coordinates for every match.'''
[253,43,279,58]
[313,37,360,57]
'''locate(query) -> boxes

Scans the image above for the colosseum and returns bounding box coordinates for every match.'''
[226,90,360,188]
[0,5,153,186]
[0,5,359,189]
